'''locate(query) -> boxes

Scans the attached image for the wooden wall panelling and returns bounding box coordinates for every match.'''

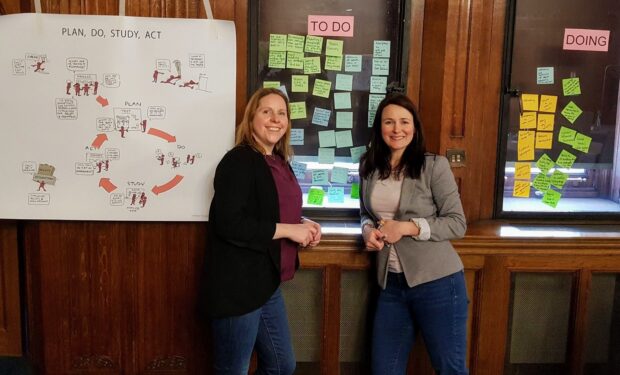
[321,265,341,375]
[0,222,22,356]
[405,0,425,105]
[568,269,592,375]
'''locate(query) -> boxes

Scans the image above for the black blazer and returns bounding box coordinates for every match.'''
[205,145,288,318]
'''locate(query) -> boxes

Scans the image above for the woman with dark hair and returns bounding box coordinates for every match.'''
[206,87,321,374]
[359,93,468,375]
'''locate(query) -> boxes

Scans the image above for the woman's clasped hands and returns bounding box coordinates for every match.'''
[363,219,417,251]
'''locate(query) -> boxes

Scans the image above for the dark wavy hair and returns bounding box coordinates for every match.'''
[359,93,426,180]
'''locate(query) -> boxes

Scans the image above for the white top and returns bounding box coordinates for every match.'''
[370,175,405,273]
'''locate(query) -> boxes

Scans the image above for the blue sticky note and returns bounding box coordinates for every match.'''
[318,148,335,164]
[312,169,329,185]
[373,40,391,58]
[344,55,362,72]
[312,107,331,126]
[290,129,304,145]
[537,67,554,85]
[368,109,377,127]
[331,166,349,184]
[370,76,387,93]
[291,160,307,179]
[334,92,351,110]
[336,111,353,128]
[335,74,353,91]
[369,94,385,111]
[328,187,345,203]
[350,146,366,163]
[335,130,353,148]
[372,58,389,76]
[318,130,336,148]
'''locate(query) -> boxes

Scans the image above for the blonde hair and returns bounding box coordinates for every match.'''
[235,88,294,160]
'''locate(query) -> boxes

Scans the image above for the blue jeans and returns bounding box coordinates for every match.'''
[211,288,296,375]
[372,271,469,375]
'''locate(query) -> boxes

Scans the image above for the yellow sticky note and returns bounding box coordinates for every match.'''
[513,180,531,198]
[537,113,555,131]
[291,75,308,93]
[521,94,539,111]
[514,162,531,180]
[539,95,558,113]
[520,112,537,129]
[289,102,307,120]
[535,131,553,149]
[517,130,535,161]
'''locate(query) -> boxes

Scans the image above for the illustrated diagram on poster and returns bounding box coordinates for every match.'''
[0,14,236,220]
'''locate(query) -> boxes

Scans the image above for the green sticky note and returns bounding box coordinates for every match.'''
[328,187,345,203]
[325,55,343,71]
[318,130,336,148]
[312,170,329,184]
[536,154,554,174]
[561,101,583,124]
[350,146,366,163]
[372,58,389,76]
[287,34,305,52]
[291,75,308,93]
[335,130,353,148]
[373,40,391,58]
[368,109,377,127]
[269,34,287,51]
[335,74,353,91]
[268,51,286,68]
[318,148,335,164]
[289,101,307,120]
[287,51,305,69]
[334,92,351,109]
[573,133,592,153]
[562,77,581,96]
[350,183,360,199]
[556,149,577,168]
[542,189,561,208]
[307,187,325,205]
[304,57,321,75]
[331,166,349,184]
[344,55,362,72]
[313,79,332,98]
[532,173,551,192]
[336,111,353,128]
[369,94,385,111]
[263,81,280,89]
[370,76,387,93]
[325,39,344,56]
[558,126,576,146]
[305,35,324,54]
[550,170,568,189]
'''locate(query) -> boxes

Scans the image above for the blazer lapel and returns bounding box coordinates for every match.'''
[363,171,380,222]
[396,176,416,219]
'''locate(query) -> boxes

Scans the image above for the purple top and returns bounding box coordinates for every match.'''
[265,155,302,281]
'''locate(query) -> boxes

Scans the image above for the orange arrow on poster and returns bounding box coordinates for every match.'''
[91,133,108,149]
[147,128,177,143]
[152,175,184,195]
[96,95,109,107]
[99,178,117,193]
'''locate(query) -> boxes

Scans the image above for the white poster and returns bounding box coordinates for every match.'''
[0,14,236,221]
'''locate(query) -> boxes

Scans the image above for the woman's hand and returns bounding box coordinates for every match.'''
[301,218,322,247]
[378,219,419,245]
[362,224,386,251]
[274,223,318,247]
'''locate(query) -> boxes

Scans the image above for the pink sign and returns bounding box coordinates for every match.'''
[563,28,610,52]
[308,15,354,37]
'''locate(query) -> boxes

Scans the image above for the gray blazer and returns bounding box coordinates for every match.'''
[360,154,466,289]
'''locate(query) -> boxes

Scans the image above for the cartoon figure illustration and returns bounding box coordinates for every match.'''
[83,83,90,96]
[157,154,165,166]
[139,192,147,208]
[93,81,99,96]
[180,80,197,89]
[131,193,137,205]
[186,154,195,165]
[120,125,127,138]
[161,74,181,84]
[37,180,46,191]
[66,81,72,95]
[96,161,103,173]
[152,70,160,82]
[172,157,180,168]
[73,82,81,96]
[32,60,45,72]
[140,119,147,132]
[104,160,109,171]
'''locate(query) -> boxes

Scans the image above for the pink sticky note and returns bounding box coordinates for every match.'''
[308,15,354,37]
[563,28,610,52]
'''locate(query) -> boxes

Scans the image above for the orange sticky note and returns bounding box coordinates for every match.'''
[521,94,539,111]
[520,112,537,129]
[535,131,553,149]
[517,131,535,161]
[514,162,531,180]
[513,180,531,198]
[537,113,555,131]
[539,95,558,113]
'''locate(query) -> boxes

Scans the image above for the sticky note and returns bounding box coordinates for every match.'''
[561,101,582,124]
[291,75,308,92]
[550,170,568,189]
[350,183,360,199]
[325,39,344,56]
[556,149,577,168]
[263,81,280,89]
[562,77,581,96]
[312,107,331,126]
[368,110,377,127]
[350,146,366,163]
[287,51,305,70]
[328,187,345,203]
[539,95,558,113]
[533,173,551,192]
[372,58,389,76]
[331,167,349,184]
[307,187,325,205]
[336,111,353,128]
[318,130,336,148]
[335,74,353,91]
[289,102,307,120]
[325,55,343,71]
[335,130,353,148]
[370,76,387,94]
[514,162,531,180]
[537,113,555,131]
[542,189,561,208]
[312,169,329,185]
[305,35,324,54]
[521,94,539,111]
[269,34,287,51]
[344,55,362,72]
[535,132,553,149]
[291,160,307,179]
[268,51,286,68]
[558,126,576,145]
[573,133,592,153]
[513,180,531,198]
[373,40,391,58]
[313,79,332,98]
[369,94,385,111]
[287,34,305,52]
[318,148,335,164]
[517,131,535,161]
[537,67,554,84]
[536,154,554,174]
[290,128,304,145]
[334,92,351,109]
[304,57,321,74]
[519,112,537,129]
